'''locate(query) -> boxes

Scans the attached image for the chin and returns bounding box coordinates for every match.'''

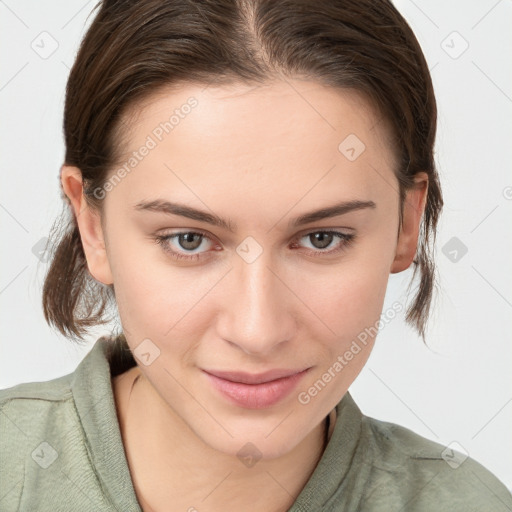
[190,414,313,461]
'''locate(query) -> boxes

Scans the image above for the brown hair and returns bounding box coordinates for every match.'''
[43,0,443,345]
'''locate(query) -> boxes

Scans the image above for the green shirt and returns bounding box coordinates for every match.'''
[1,336,511,511]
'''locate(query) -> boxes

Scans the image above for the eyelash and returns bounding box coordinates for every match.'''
[154,229,356,261]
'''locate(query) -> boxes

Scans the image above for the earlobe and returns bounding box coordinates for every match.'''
[60,165,114,285]
[390,172,429,274]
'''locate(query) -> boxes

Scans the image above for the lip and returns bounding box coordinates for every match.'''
[202,367,311,409]
[203,368,309,384]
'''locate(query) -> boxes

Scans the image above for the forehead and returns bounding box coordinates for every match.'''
[120,78,390,147]
[110,78,397,209]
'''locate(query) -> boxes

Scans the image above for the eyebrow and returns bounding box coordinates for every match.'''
[134,199,376,232]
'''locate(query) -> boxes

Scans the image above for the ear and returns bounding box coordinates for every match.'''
[390,172,429,274]
[60,165,114,285]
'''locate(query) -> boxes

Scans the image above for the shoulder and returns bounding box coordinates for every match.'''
[0,371,77,440]
[0,372,82,511]
[0,371,76,434]
[0,370,73,403]
[359,415,512,511]
[0,338,129,512]
[0,372,76,445]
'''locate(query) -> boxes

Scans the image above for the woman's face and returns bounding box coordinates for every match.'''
[74,78,426,459]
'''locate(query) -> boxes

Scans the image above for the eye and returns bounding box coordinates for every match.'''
[293,230,356,257]
[154,229,356,261]
[154,230,215,261]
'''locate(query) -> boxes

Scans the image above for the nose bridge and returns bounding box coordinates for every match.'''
[220,247,293,355]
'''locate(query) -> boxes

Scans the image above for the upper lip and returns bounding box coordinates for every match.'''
[202,368,310,384]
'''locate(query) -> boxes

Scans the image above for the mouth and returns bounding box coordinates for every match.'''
[203,367,310,384]
[202,367,311,409]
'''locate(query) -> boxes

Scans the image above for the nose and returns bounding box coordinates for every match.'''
[216,248,295,356]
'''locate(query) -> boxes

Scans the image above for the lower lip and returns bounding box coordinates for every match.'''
[203,369,310,409]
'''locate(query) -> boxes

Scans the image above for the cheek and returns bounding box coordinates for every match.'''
[297,250,392,345]
[108,235,220,339]
[291,264,390,413]
[305,277,386,380]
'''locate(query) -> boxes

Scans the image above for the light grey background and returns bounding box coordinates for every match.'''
[1,0,511,492]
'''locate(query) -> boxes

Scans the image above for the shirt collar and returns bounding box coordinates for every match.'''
[70,337,142,512]
[290,391,363,509]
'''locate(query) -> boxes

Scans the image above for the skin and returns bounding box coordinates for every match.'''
[61,78,428,511]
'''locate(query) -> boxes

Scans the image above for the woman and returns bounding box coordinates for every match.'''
[1,0,511,510]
